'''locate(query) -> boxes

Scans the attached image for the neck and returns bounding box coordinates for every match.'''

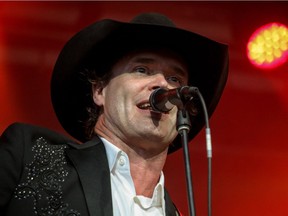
[128,147,168,197]
[95,119,168,197]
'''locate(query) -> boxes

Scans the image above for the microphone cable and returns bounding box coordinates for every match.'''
[193,88,212,216]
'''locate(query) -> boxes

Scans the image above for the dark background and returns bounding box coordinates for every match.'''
[1,2,288,215]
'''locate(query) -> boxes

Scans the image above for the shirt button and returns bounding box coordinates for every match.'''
[119,156,126,166]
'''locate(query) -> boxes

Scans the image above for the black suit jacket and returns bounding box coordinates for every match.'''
[0,123,179,216]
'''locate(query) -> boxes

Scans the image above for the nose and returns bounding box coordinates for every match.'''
[149,73,169,90]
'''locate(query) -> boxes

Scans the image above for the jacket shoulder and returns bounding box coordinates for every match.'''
[0,123,85,215]
[1,122,75,145]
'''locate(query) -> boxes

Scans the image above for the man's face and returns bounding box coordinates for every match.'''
[93,49,188,153]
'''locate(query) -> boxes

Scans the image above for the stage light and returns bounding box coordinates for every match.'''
[247,22,288,70]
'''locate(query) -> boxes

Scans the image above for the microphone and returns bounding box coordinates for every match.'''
[149,86,198,113]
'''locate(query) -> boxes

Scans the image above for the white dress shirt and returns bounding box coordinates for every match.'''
[101,137,166,216]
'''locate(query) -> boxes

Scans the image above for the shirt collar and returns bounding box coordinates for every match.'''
[100,136,166,207]
[100,136,123,172]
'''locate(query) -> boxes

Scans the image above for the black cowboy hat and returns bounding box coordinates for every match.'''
[51,12,229,153]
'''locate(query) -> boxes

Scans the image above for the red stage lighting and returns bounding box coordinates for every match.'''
[247,22,288,70]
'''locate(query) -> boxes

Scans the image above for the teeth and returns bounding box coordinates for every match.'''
[139,103,151,109]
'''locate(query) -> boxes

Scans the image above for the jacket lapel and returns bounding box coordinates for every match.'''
[65,137,113,216]
[65,136,178,216]
[165,188,178,216]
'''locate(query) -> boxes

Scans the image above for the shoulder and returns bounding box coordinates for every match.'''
[0,122,103,151]
[1,122,75,145]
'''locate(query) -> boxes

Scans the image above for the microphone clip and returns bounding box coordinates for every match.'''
[177,108,192,133]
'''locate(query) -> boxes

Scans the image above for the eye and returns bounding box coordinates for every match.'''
[166,76,183,87]
[133,66,150,74]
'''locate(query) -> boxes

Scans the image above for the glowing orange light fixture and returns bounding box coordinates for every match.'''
[247,22,288,69]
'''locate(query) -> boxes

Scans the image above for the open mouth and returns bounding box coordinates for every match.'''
[137,102,167,114]
[138,102,154,111]
[138,102,152,110]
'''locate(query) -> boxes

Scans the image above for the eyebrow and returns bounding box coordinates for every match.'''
[132,57,155,64]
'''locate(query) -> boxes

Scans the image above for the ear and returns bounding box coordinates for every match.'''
[92,84,105,106]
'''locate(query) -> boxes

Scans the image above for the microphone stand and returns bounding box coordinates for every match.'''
[176,89,212,216]
[149,86,212,216]
[176,108,195,216]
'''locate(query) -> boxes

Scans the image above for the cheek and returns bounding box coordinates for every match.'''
[104,84,126,108]
[102,74,143,113]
